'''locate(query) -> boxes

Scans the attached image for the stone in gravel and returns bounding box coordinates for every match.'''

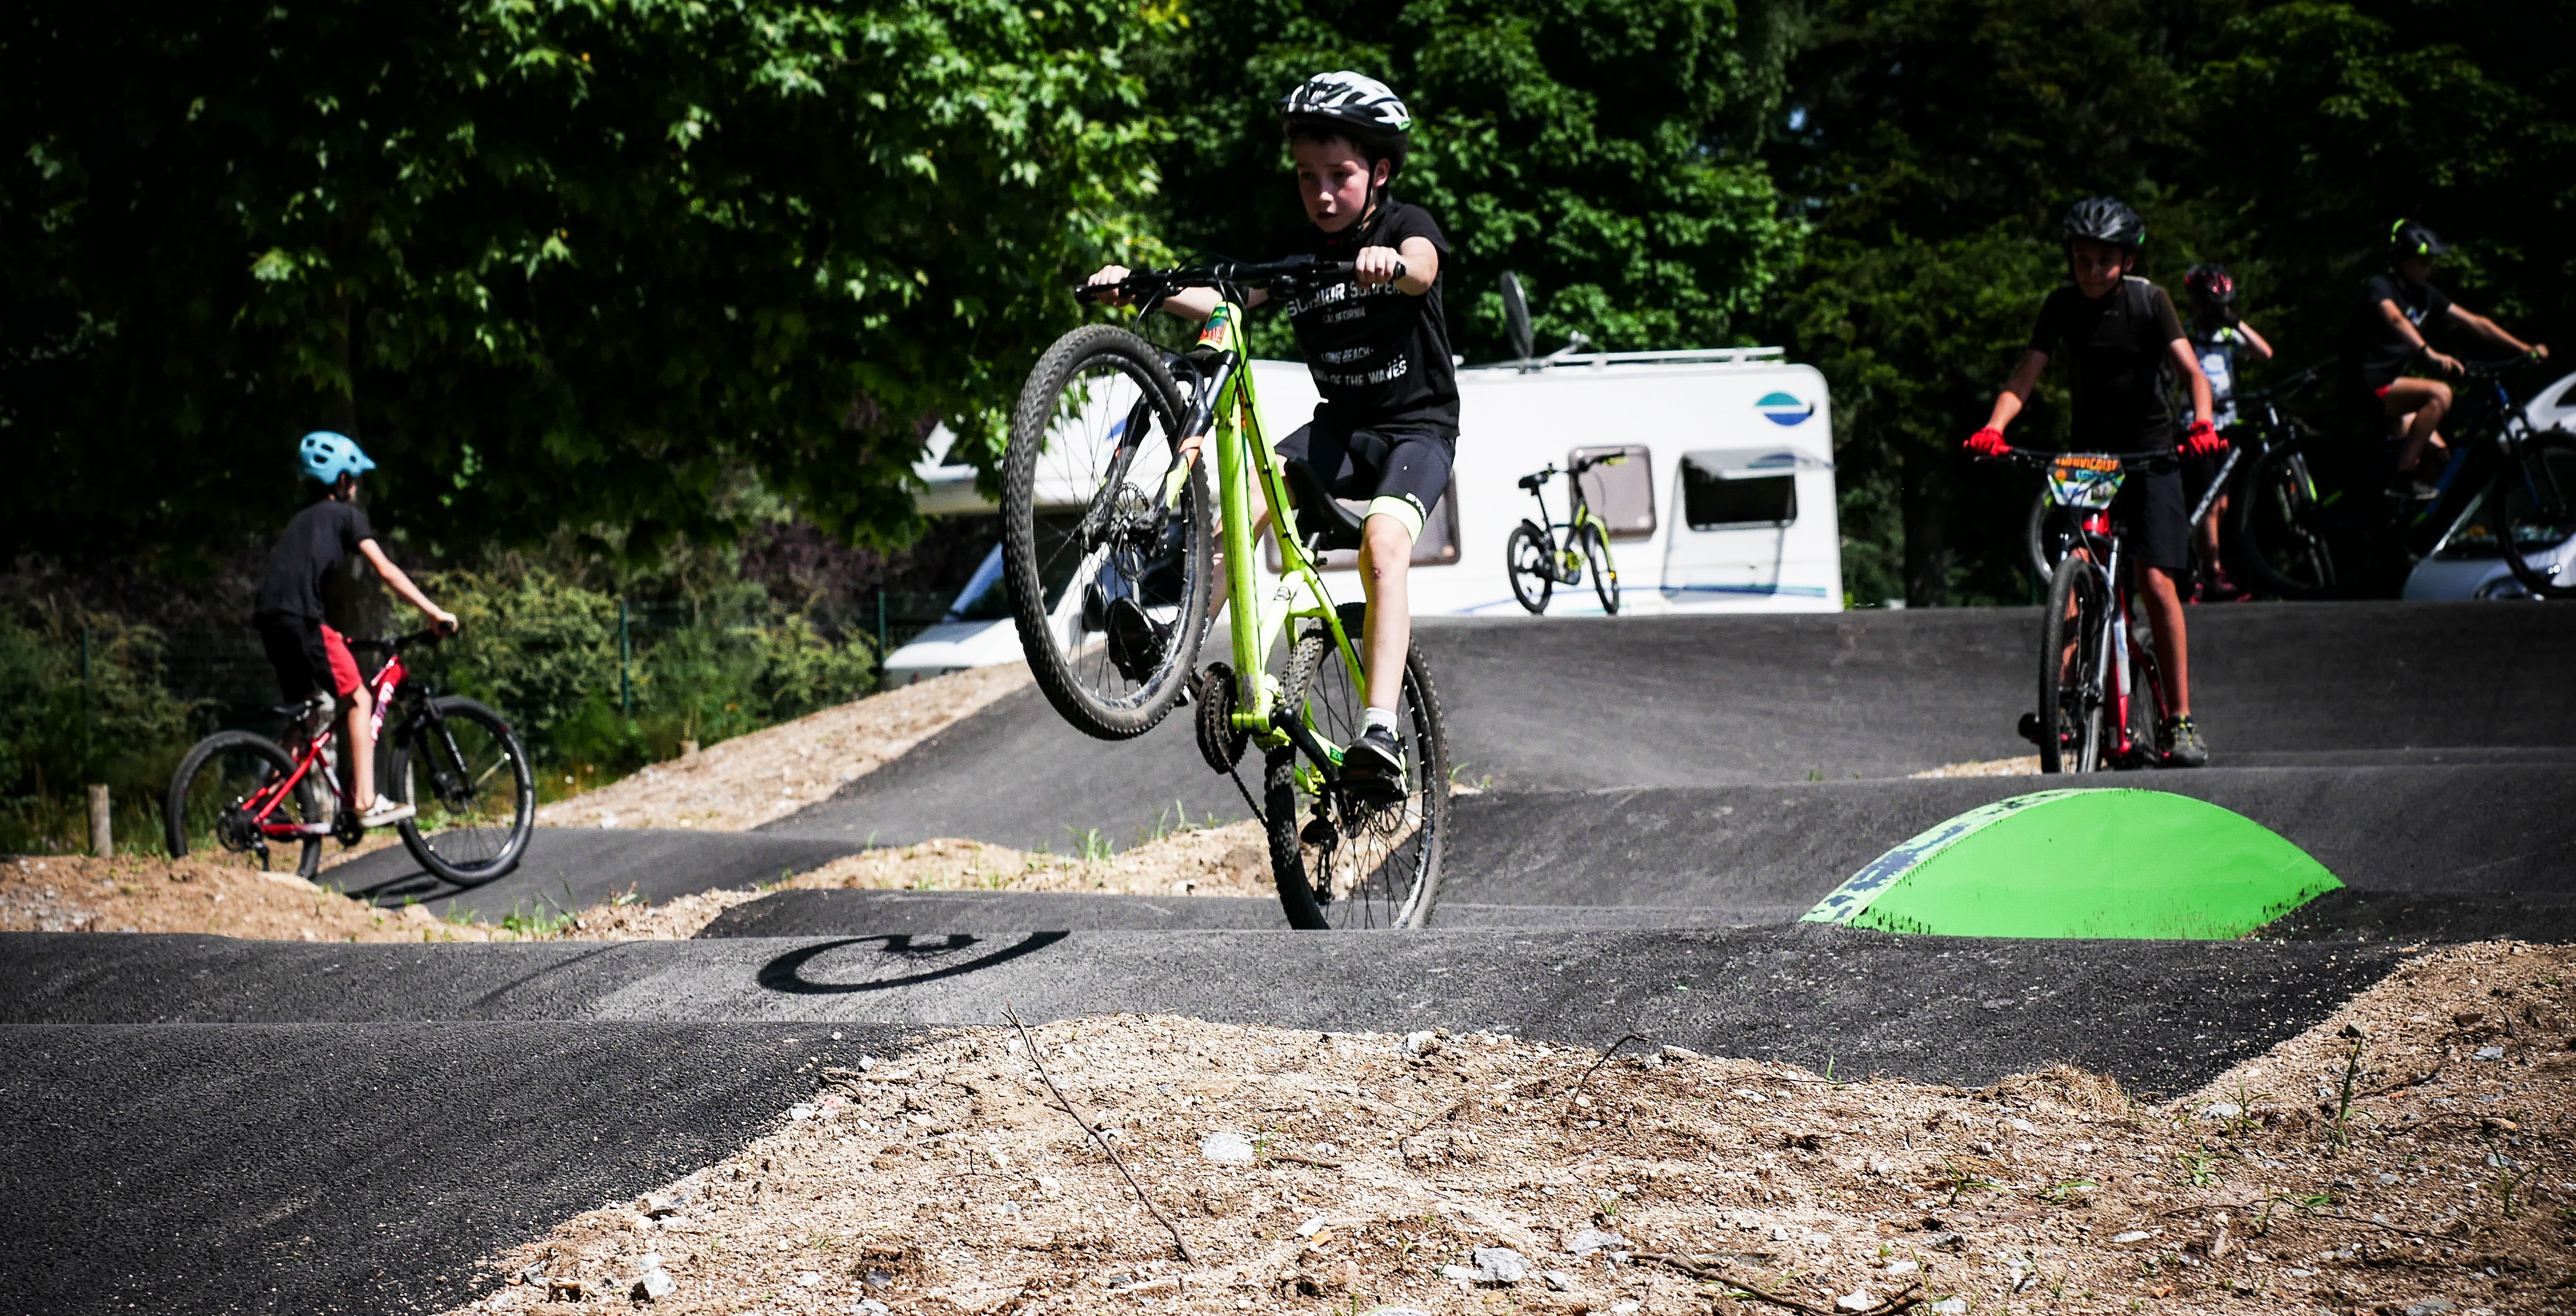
[1837,1291,1880,1312]
[546,1278,586,1301]
[2405,1301,2455,1316]
[795,1271,823,1288]
[1471,1248,1530,1284]
[1929,1301,1969,1315]
[630,1268,675,1301]
[1199,1131,1257,1164]
[1404,1030,1441,1057]
[2474,1046,2506,1060]
[2113,1230,2152,1243]
[2199,1102,2243,1119]
[1928,1232,1967,1252]
[857,1301,890,1314]
[1565,1229,1628,1256]
[1362,1308,1435,1316]
[1541,1270,1574,1291]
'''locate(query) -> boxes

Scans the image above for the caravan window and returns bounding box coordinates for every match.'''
[1569,445,1656,539]
[1681,450,1798,530]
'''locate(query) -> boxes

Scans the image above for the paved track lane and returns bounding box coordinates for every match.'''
[762,602,2576,853]
[3,931,2405,1096]
[328,828,866,919]
[0,1022,903,1316]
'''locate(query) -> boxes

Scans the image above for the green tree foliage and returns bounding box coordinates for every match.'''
[0,610,195,852]
[1134,0,1803,360]
[2,0,1171,563]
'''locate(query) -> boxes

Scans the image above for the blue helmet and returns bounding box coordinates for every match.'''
[297,430,377,484]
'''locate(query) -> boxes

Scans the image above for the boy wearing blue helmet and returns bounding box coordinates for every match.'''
[252,432,458,829]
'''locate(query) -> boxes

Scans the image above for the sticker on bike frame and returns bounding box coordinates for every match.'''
[2047,456,2126,510]
[1197,303,1238,353]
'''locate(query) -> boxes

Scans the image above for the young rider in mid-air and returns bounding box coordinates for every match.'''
[2179,263,2273,602]
[1966,198,2220,767]
[2349,220,2550,499]
[251,432,459,828]
[1086,71,1454,801]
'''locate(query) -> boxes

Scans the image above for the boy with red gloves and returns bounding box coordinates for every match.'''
[1966,197,2219,767]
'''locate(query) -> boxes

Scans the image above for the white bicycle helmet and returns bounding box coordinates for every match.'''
[1279,71,1412,135]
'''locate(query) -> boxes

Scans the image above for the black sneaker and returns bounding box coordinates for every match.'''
[1340,724,1409,803]
[2161,716,2209,768]
[1103,596,1169,683]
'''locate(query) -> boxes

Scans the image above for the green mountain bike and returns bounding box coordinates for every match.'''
[1506,453,1625,615]
[999,256,1452,929]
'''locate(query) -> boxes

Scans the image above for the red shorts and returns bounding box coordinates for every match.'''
[2375,383,2393,400]
[316,624,362,698]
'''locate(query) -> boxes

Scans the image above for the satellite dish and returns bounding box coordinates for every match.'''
[1500,270,1535,364]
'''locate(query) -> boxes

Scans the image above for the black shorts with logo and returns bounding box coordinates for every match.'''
[1275,420,1454,529]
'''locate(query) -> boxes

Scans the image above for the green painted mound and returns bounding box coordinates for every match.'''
[1800,789,2341,939]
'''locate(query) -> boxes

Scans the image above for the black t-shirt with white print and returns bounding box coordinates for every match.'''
[1264,200,1460,439]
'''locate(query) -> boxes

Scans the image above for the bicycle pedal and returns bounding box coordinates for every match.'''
[1299,813,1339,848]
[2016,711,2044,746]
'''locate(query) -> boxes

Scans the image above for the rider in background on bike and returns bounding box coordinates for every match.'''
[2349,220,2550,499]
[1086,71,1452,801]
[1966,197,2219,768]
[251,432,458,830]
[2179,264,2273,603]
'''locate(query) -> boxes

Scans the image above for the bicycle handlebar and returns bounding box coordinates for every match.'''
[1982,446,2180,473]
[1074,255,1408,305]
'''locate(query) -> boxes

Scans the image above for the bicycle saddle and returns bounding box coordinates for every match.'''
[1517,471,1550,491]
[1281,458,1367,553]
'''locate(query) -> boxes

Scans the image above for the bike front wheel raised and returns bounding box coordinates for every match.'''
[164,730,324,878]
[1506,521,1553,615]
[1003,325,1211,739]
[2234,444,2336,599]
[388,697,534,885]
[2490,432,2576,599]
[2036,554,2109,773]
[1264,602,1451,929]
[1583,522,1620,615]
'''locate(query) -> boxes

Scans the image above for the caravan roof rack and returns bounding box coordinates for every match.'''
[1462,345,1785,373]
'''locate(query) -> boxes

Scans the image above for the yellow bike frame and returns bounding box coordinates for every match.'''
[1175,299,1366,755]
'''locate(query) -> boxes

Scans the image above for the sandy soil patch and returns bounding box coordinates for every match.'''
[537,664,1033,832]
[1,853,497,942]
[448,941,2572,1315]
[1910,756,2040,779]
[782,822,1275,902]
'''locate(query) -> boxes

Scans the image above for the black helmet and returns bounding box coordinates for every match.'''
[2389,219,2448,259]
[2060,197,2145,251]
[1281,71,1412,174]
[2183,264,2237,308]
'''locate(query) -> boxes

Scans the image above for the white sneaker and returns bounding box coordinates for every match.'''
[355,799,417,828]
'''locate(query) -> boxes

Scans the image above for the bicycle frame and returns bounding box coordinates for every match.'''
[1519,462,1618,583]
[2035,453,2172,768]
[237,642,468,844]
[1183,300,1363,760]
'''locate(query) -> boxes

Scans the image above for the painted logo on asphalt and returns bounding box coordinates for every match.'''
[1756,391,1815,426]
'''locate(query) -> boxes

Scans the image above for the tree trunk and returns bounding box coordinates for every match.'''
[1901,441,1952,608]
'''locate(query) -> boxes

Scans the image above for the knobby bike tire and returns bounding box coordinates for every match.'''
[2233,443,2337,599]
[1265,602,1451,930]
[1584,521,1620,615]
[2491,431,2576,599]
[2121,597,2169,768]
[2024,486,2059,583]
[389,697,535,885]
[1001,324,1210,740]
[1506,521,1553,615]
[164,730,324,878]
[2037,555,2108,774]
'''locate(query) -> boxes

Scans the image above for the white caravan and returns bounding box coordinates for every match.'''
[887,347,1841,683]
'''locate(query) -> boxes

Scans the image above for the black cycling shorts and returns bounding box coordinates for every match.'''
[2110,466,2190,574]
[1276,419,1454,537]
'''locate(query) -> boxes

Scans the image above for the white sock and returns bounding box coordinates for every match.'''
[1364,706,1398,737]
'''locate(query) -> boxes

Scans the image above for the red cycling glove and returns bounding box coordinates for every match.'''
[2181,420,2226,458]
[1964,427,2010,458]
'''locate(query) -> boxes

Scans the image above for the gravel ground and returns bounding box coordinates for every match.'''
[537,664,1032,832]
[0,818,1276,943]
[0,853,498,941]
[442,941,2572,1316]
[1909,757,2041,779]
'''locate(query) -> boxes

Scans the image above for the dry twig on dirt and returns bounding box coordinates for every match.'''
[1004,1003,1198,1266]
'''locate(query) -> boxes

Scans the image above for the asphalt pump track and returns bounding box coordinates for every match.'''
[8,601,2574,1314]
